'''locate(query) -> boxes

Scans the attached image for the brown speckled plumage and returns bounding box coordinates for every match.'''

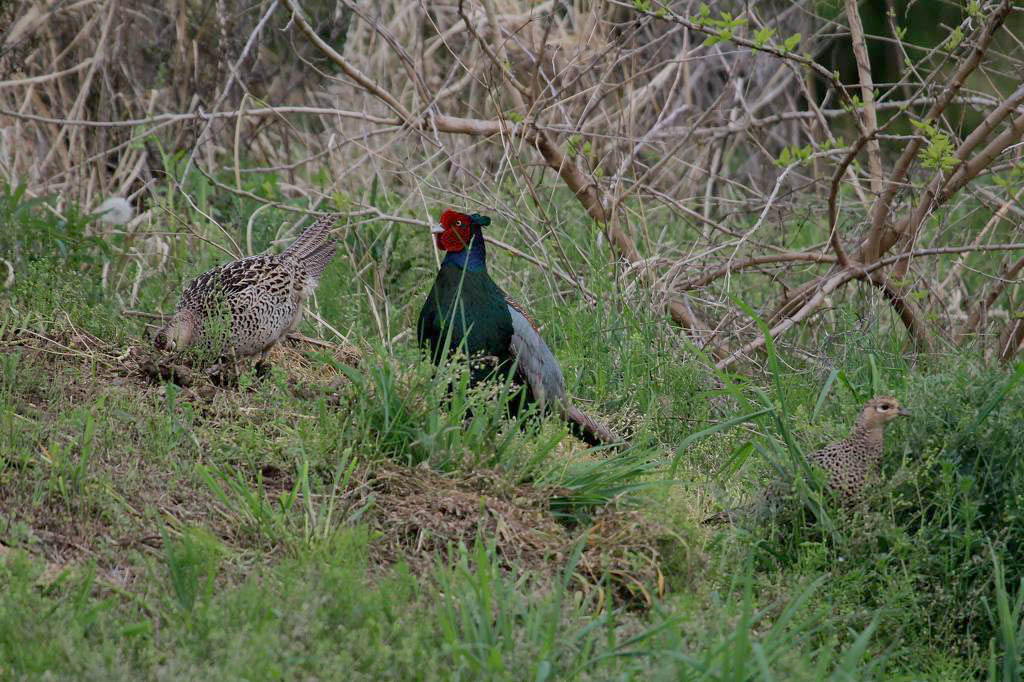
[705,396,910,524]
[803,396,908,502]
[154,214,338,363]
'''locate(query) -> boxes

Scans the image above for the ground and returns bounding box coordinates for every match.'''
[1,205,1022,680]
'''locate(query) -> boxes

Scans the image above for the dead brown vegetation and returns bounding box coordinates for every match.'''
[2,0,1024,367]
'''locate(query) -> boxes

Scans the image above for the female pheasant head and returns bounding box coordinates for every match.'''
[154,309,198,352]
[856,396,911,431]
[433,209,491,252]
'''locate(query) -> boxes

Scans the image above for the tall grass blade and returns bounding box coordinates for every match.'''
[868,353,882,395]
[670,407,772,478]
[812,369,840,422]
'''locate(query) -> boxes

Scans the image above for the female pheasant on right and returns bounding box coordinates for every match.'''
[705,396,911,524]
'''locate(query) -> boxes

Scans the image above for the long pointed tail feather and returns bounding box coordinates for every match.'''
[565,404,619,447]
[281,214,337,261]
[301,240,338,281]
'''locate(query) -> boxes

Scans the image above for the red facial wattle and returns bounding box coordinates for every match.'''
[437,223,471,251]
[436,210,473,252]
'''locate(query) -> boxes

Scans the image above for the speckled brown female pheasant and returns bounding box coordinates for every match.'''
[154,214,337,368]
[704,396,910,524]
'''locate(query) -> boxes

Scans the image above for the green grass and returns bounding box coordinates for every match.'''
[1,180,1022,680]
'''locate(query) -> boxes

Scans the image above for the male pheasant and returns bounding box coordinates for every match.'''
[704,396,910,524]
[417,209,617,447]
[154,214,338,368]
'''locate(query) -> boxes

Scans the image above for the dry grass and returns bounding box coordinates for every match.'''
[4,1,1024,369]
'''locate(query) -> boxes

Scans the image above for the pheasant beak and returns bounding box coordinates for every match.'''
[898,407,911,417]
[431,223,445,234]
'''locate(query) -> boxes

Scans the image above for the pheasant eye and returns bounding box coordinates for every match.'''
[878,404,890,411]
[455,220,463,227]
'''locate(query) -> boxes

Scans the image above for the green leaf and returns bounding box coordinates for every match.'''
[566,133,582,158]
[753,26,774,48]
[945,26,963,52]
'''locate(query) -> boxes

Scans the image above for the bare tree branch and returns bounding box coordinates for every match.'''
[845,0,883,198]
[862,0,1014,261]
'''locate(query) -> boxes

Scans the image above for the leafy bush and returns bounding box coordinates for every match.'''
[891,363,1024,659]
[0,184,107,272]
